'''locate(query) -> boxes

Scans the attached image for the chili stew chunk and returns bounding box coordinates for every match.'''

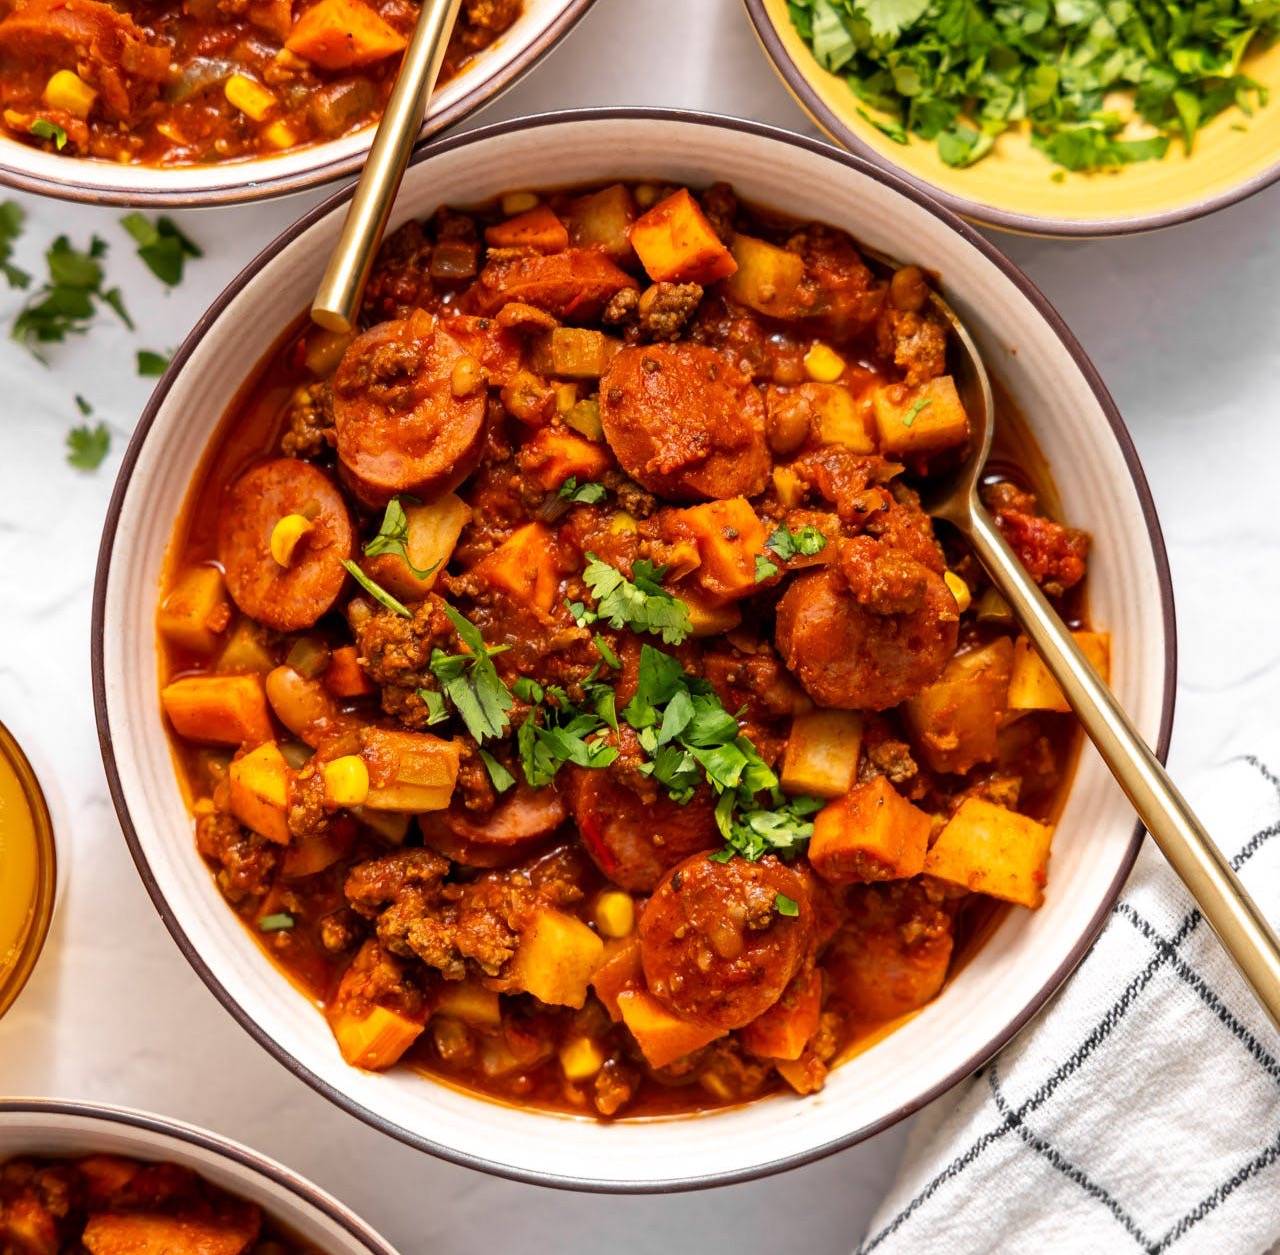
[0,0,521,164]
[158,181,1106,1118]
[0,1154,317,1253]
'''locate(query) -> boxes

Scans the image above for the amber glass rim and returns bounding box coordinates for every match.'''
[0,720,57,1019]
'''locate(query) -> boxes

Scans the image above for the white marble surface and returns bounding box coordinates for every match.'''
[2,0,1279,1250]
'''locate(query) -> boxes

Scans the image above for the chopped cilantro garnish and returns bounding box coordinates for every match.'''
[582,554,691,645]
[789,0,1274,173]
[363,497,437,579]
[593,633,621,669]
[341,560,412,618]
[29,118,66,149]
[516,687,618,788]
[767,524,828,561]
[478,748,516,794]
[754,553,780,582]
[557,477,608,505]
[136,348,170,377]
[74,393,91,416]
[120,212,202,286]
[66,421,110,470]
[258,912,295,932]
[902,396,932,429]
[416,687,450,725]
[428,604,514,744]
[709,795,825,864]
[12,234,132,354]
[774,892,800,917]
[513,677,544,704]
[0,201,28,290]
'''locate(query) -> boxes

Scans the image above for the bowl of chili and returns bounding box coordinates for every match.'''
[0,0,595,206]
[94,109,1175,1189]
[0,1099,397,1252]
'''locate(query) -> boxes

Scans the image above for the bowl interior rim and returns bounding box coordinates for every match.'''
[0,0,597,208]
[0,1098,397,1253]
[90,106,1177,1191]
[740,0,1280,238]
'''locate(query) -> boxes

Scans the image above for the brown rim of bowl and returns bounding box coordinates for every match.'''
[741,0,1280,239]
[0,0,597,208]
[90,107,1177,1192]
[0,720,56,1021]
[0,1098,397,1253]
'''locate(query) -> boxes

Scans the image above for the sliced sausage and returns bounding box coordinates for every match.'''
[420,783,567,868]
[639,854,814,1030]
[0,0,169,120]
[332,311,487,507]
[599,343,769,501]
[462,248,638,321]
[217,459,354,632]
[776,536,958,711]
[567,763,719,892]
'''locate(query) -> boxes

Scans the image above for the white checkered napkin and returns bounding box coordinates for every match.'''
[859,755,1280,1255]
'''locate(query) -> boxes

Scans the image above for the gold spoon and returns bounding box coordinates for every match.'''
[312,0,462,333]
[908,267,1280,1029]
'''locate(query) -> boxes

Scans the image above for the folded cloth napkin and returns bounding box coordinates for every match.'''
[859,753,1280,1255]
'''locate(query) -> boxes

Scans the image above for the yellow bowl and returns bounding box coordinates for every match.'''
[744,0,1280,236]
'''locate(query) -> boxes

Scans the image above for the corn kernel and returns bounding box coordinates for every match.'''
[559,1036,605,1081]
[225,74,277,122]
[450,354,484,397]
[608,511,637,536]
[804,342,847,383]
[269,514,313,567]
[594,890,635,938]
[554,382,578,414]
[43,70,96,120]
[634,183,660,208]
[772,466,804,508]
[944,570,971,614]
[262,120,297,150]
[322,755,370,808]
[501,191,538,216]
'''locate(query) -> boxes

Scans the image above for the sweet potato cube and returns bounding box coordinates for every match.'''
[781,709,863,798]
[361,493,470,603]
[82,1210,259,1255]
[157,565,229,654]
[329,1004,425,1070]
[508,907,605,1008]
[434,980,501,1027]
[1007,631,1110,714]
[285,0,406,69]
[903,637,1014,774]
[739,969,822,1061]
[677,497,769,604]
[591,936,642,1021]
[809,776,931,885]
[228,742,291,845]
[630,188,737,284]
[359,727,460,812]
[324,645,375,698]
[567,183,636,260]
[924,796,1054,908]
[616,989,725,1068]
[521,426,613,491]
[873,375,969,456]
[161,675,274,747]
[724,233,806,317]
[484,204,569,253]
[471,521,560,612]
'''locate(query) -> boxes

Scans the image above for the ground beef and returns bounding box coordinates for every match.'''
[280,382,335,459]
[859,715,920,787]
[362,220,436,324]
[984,481,1090,596]
[287,767,328,840]
[635,282,703,340]
[876,306,948,386]
[195,809,278,903]
[699,181,738,243]
[602,287,639,327]
[353,596,453,690]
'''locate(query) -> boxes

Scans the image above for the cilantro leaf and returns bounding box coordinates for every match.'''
[557,477,608,505]
[416,687,450,725]
[593,633,621,669]
[66,422,110,470]
[120,212,202,286]
[136,348,170,377]
[258,912,295,932]
[775,892,800,917]
[755,553,780,583]
[341,560,413,618]
[29,118,66,149]
[429,604,515,744]
[478,748,516,794]
[363,497,437,579]
[902,396,932,428]
[767,524,828,561]
[0,201,29,290]
[582,554,691,645]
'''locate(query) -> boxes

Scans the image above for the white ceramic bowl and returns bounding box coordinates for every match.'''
[93,110,1176,1191]
[0,0,593,207]
[0,1100,395,1252]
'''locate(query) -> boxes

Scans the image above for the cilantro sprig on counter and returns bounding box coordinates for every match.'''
[13,234,132,353]
[0,201,27,290]
[789,0,1278,173]
[121,213,202,286]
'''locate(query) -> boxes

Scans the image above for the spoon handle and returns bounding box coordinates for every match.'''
[964,499,1280,1030]
[312,0,462,333]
